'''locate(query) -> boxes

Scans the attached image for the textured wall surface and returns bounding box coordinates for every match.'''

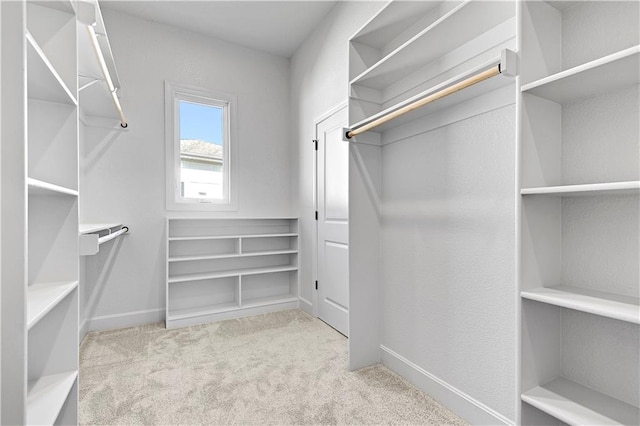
[562,310,639,406]
[380,105,517,420]
[80,10,292,328]
[562,196,639,297]
[562,87,639,184]
[290,1,383,307]
[562,1,639,70]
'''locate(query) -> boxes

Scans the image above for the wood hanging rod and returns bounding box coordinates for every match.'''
[345,50,516,139]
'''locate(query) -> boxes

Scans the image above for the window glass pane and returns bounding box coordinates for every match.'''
[179,100,224,200]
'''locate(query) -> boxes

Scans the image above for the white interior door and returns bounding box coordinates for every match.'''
[316,106,349,336]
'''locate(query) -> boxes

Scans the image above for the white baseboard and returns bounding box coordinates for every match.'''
[84,308,165,333]
[299,297,313,316]
[166,300,300,329]
[380,345,514,426]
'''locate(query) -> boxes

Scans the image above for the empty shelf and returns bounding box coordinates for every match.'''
[242,295,298,309]
[351,0,514,89]
[169,233,297,241]
[168,302,239,321]
[522,377,640,426]
[521,286,639,324]
[522,45,640,103]
[168,265,298,284]
[350,0,442,49]
[169,250,298,263]
[26,32,77,105]
[27,178,79,197]
[27,281,78,330]
[27,370,78,426]
[521,181,640,196]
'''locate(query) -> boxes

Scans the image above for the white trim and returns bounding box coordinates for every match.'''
[299,297,313,316]
[166,300,299,329]
[381,345,514,426]
[164,81,238,212]
[84,308,164,333]
[79,318,88,344]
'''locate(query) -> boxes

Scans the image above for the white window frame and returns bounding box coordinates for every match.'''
[165,81,238,211]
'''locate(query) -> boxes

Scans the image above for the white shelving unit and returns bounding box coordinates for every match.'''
[166,218,299,328]
[1,1,80,423]
[519,1,639,424]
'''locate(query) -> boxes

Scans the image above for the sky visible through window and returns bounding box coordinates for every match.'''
[179,101,223,145]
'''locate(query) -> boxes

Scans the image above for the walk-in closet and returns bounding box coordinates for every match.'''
[1,0,637,424]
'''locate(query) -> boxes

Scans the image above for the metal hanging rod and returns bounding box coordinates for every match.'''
[345,49,517,140]
[97,226,129,245]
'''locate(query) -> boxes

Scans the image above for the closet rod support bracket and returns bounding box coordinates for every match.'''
[500,48,518,77]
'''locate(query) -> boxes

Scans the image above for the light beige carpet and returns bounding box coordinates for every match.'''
[80,309,467,425]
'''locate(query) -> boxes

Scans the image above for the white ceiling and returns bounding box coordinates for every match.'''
[102,1,338,58]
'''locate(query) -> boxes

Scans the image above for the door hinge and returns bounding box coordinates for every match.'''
[313,139,318,150]
[315,211,318,220]
[315,280,318,290]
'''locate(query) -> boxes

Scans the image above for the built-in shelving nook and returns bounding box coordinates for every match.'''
[346,0,517,380]
[166,218,299,328]
[519,1,639,425]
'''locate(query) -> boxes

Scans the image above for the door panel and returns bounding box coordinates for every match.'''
[316,106,349,336]
[324,126,349,221]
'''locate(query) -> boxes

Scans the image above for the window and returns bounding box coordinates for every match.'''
[165,82,237,210]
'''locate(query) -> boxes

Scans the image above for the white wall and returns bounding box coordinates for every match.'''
[80,9,292,333]
[290,1,384,313]
[380,103,517,423]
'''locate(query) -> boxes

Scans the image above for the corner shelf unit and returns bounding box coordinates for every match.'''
[166,218,299,328]
[1,0,80,423]
[348,0,516,145]
[519,1,639,425]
